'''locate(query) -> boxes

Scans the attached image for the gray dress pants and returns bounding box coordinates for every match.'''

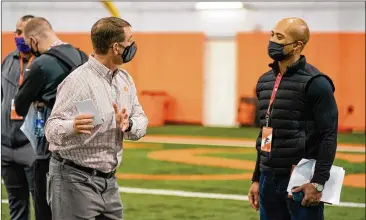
[1,144,36,220]
[47,158,123,220]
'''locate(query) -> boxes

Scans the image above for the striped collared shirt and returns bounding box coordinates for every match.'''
[45,56,148,173]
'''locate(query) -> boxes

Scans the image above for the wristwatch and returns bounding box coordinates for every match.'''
[311,183,324,192]
[125,119,133,132]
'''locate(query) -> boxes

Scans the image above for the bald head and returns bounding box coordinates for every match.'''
[23,17,53,39]
[276,17,310,45]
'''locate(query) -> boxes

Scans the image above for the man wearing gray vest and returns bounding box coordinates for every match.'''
[1,15,36,220]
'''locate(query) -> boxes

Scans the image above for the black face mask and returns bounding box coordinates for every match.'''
[121,42,137,63]
[30,39,41,57]
[267,41,296,61]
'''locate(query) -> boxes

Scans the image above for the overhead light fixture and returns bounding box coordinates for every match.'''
[195,2,244,10]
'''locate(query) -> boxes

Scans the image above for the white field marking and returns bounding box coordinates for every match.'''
[1,186,365,208]
[133,136,365,153]
[1,181,365,208]
[116,186,366,208]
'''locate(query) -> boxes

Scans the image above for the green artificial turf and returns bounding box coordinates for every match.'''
[1,132,364,220]
[1,192,365,220]
[147,125,365,145]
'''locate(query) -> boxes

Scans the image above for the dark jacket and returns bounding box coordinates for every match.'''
[14,44,88,159]
[252,55,338,185]
[1,50,31,148]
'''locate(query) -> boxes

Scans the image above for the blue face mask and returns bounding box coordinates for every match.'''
[15,37,31,53]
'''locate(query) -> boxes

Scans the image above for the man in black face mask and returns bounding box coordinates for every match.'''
[44,17,147,220]
[248,18,338,220]
[14,17,88,220]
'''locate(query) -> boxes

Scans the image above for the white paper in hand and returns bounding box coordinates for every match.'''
[20,105,38,153]
[321,165,345,204]
[287,159,345,205]
[287,159,314,195]
[74,99,102,125]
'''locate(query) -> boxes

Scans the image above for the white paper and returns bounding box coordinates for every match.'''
[20,105,38,153]
[321,166,345,204]
[287,159,345,205]
[74,99,102,125]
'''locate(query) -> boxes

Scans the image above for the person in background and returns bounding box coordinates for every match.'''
[14,17,88,220]
[45,17,148,220]
[248,17,338,220]
[1,15,36,220]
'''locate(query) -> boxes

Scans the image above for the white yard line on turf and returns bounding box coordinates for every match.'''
[134,137,365,153]
[1,182,365,208]
[116,186,365,208]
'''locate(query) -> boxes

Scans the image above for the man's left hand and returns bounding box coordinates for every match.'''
[292,183,322,207]
[119,108,129,132]
[112,102,130,132]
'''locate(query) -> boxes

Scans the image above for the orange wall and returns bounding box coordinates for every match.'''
[3,32,364,130]
[237,32,365,131]
[1,32,205,124]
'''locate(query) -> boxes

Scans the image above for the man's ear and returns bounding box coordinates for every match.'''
[295,41,304,52]
[29,36,36,45]
[112,43,120,55]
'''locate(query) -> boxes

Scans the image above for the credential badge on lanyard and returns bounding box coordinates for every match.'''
[260,73,283,153]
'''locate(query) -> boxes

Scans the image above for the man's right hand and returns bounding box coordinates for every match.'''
[248,181,260,211]
[73,114,94,135]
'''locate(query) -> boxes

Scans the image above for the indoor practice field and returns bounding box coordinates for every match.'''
[1,2,365,220]
[1,126,365,220]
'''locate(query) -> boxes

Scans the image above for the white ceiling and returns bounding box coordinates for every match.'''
[116,2,364,10]
[3,2,364,12]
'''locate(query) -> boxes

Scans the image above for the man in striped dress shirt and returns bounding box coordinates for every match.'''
[44,17,148,220]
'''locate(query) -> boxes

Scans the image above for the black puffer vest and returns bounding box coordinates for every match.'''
[256,56,334,175]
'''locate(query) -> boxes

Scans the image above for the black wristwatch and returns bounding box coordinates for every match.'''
[125,119,133,132]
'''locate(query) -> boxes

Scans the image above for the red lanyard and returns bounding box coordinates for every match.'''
[265,73,283,126]
[19,55,35,85]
